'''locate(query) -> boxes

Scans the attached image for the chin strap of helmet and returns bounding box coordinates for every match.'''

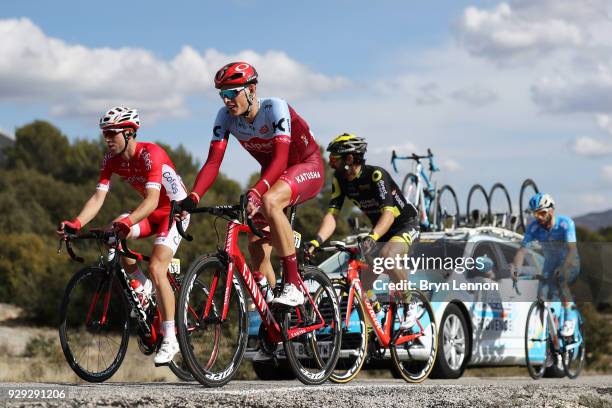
[117,130,135,156]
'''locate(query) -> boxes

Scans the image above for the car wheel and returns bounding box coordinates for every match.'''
[431,303,470,379]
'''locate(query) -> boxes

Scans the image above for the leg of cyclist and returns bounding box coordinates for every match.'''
[247,233,275,286]
[148,212,190,364]
[559,266,580,337]
[264,154,324,307]
[379,231,418,330]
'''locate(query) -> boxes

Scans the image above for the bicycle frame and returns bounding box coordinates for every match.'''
[203,220,328,344]
[342,251,426,347]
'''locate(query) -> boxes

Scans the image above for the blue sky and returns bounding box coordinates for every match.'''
[2,1,612,217]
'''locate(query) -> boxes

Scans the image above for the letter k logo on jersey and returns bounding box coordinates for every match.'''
[272,118,286,133]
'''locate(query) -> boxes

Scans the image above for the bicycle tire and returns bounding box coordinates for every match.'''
[524,301,549,379]
[176,255,248,387]
[402,173,419,206]
[166,275,195,382]
[436,185,460,230]
[59,266,130,383]
[283,265,342,385]
[466,184,491,227]
[389,290,438,383]
[519,179,539,233]
[329,278,368,383]
[489,183,513,229]
[562,310,586,379]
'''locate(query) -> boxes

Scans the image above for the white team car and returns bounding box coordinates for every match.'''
[244,226,548,380]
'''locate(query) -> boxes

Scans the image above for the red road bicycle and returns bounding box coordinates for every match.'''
[172,198,341,386]
[58,229,193,382]
[319,238,438,383]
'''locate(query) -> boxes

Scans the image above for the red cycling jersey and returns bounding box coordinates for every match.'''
[97,142,188,209]
[192,98,320,199]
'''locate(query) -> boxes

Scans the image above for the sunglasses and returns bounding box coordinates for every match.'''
[219,87,246,100]
[102,129,125,137]
[533,209,549,218]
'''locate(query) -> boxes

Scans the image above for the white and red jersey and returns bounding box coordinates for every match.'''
[97,142,187,209]
[192,98,320,198]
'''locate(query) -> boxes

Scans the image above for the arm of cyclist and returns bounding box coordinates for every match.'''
[246,137,290,217]
[556,242,578,280]
[510,246,528,279]
[362,209,395,254]
[181,139,229,216]
[305,212,338,255]
[113,187,160,238]
[57,189,107,237]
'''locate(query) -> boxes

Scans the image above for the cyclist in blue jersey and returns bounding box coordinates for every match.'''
[511,193,580,337]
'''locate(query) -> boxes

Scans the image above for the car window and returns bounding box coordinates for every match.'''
[318,251,349,275]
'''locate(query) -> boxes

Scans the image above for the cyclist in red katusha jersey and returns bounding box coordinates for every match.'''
[57,107,189,365]
[179,62,325,306]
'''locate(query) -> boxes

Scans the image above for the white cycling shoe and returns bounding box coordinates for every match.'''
[400,302,418,331]
[560,319,576,337]
[271,284,304,307]
[154,339,180,366]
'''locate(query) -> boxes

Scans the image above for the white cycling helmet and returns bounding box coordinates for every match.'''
[528,193,555,212]
[99,107,140,131]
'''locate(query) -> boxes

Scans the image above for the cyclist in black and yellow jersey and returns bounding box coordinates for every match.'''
[305,133,419,329]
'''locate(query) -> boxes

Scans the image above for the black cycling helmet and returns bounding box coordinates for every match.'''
[326,133,367,156]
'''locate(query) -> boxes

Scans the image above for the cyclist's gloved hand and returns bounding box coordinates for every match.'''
[179,192,199,218]
[361,232,379,256]
[246,189,262,218]
[57,218,81,237]
[304,236,323,260]
[112,217,133,239]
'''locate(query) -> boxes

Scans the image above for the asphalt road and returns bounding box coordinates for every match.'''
[1,376,611,408]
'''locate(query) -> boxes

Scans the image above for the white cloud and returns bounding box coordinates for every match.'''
[571,136,612,157]
[0,18,348,122]
[457,2,584,62]
[0,127,15,140]
[596,114,612,135]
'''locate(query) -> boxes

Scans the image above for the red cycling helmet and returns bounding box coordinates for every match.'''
[214,62,258,89]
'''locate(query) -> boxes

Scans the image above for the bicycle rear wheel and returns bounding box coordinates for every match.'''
[283,265,341,385]
[525,301,550,379]
[466,184,491,226]
[389,290,437,383]
[176,255,248,387]
[59,266,129,382]
[562,310,586,379]
[519,179,539,233]
[436,185,460,230]
[329,279,368,383]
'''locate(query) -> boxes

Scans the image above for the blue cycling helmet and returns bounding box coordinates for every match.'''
[528,193,555,212]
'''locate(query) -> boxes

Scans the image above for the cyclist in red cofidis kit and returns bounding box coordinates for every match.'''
[179,62,324,306]
[57,107,190,365]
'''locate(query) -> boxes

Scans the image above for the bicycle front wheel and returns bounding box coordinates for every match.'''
[562,310,586,379]
[329,279,368,383]
[283,265,342,385]
[389,290,437,383]
[59,266,129,383]
[436,185,460,230]
[525,301,550,379]
[176,255,248,387]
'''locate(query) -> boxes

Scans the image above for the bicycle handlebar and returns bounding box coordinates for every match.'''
[390,148,439,173]
[59,229,149,263]
[169,194,264,242]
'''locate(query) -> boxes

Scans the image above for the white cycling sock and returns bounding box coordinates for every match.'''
[129,267,148,286]
[162,320,176,342]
